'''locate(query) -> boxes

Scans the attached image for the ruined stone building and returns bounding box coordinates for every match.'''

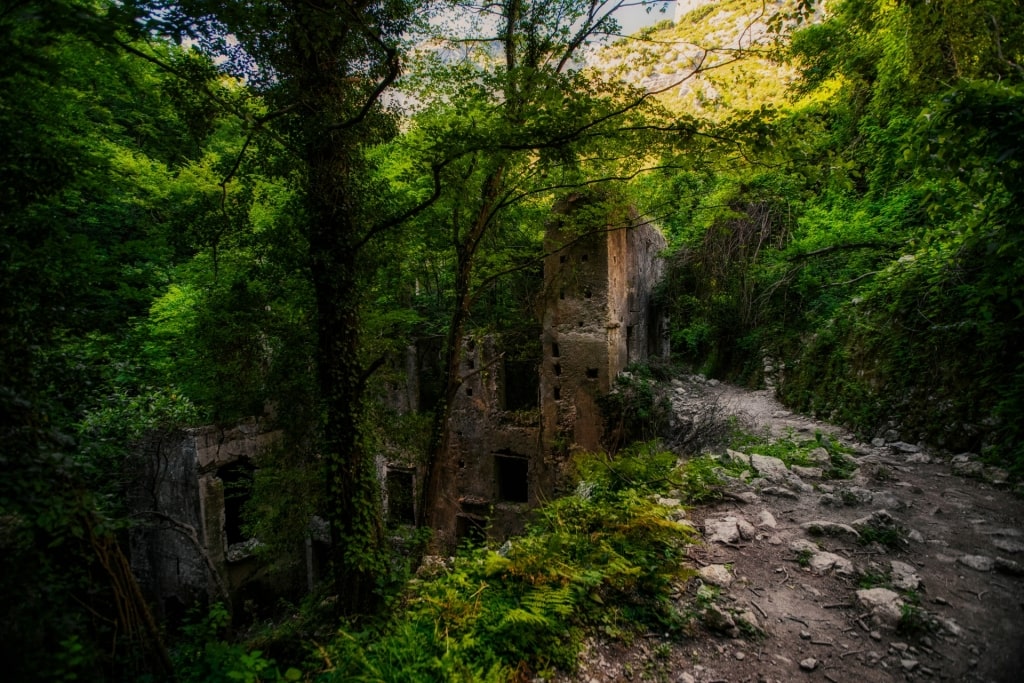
[129,200,668,610]
[396,199,669,543]
[128,419,311,622]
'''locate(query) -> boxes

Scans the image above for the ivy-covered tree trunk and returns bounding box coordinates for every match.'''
[419,167,505,552]
[303,90,386,615]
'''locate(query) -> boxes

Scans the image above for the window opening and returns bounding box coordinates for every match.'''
[386,469,415,525]
[583,286,592,299]
[551,342,560,357]
[465,387,473,397]
[581,254,589,262]
[217,459,255,547]
[467,358,475,369]
[553,363,561,376]
[503,358,539,410]
[559,255,567,263]
[495,454,529,503]
[586,368,599,379]
[553,386,561,400]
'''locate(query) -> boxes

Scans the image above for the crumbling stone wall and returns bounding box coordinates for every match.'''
[539,197,669,481]
[375,198,668,543]
[444,336,543,540]
[128,419,289,621]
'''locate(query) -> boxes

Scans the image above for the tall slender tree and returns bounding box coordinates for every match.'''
[135,0,441,613]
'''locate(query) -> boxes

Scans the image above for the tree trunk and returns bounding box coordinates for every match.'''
[306,125,385,615]
[419,167,505,554]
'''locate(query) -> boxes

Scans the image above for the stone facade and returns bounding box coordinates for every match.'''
[398,197,669,543]
[538,197,669,485]
[128,419,306,623]
[132,201,670,606]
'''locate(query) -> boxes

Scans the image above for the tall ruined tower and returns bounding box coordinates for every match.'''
[539,195,669,478]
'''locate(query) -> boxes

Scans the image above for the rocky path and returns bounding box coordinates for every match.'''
[566,380,1024,683]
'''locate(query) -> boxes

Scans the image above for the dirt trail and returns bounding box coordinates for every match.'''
[565,380,1024,683]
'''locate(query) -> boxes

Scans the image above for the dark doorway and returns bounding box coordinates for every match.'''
[456,515,487,546]
[217,459,255,546]
[495,454,529,503]
[386,468,415,525]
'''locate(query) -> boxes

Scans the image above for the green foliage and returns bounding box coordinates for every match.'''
[317,443,695,680]
[656,0,1024,471]
[730,429,856,479]
[173,603,301,683]
[896,594,936,638]
[599,366,674,449]
[674,456,731,504]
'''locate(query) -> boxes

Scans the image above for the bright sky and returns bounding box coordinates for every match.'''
[614,1,677,35]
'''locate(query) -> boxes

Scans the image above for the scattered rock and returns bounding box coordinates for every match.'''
[890,560,922,590]
[843,487,875,505]
[890,441,921,453]
[734,609,761,635]
[735,491,760,504]
[984,466,1010,486]
[852,509,900,537]
[871,491,905,510]
[988,528,1023,538]
[901,659,919,672]
[705,518,741,544]
[938,617,963,638]
[699,564,734,588]
[801,520,860,541]
[993,538,1024,554]
[809,551,855,576]
[732,517,756,540]
[807,447,831,465]
[657,496,682,507]
[957,554,995,572]
[749,454,790,482]
[799,657,818,671]
[791,465,823,479]
[995,557,1024,576]
[905,453,932,464]
[760,486,799,499]
[907,528,925,543]
[952,454,985,478]
[757,509,777,529]
[857,588,905,628]
[701,603,737,636]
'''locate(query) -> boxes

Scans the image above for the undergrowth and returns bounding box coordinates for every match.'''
[731,428,857,479]
[311,442,697,681]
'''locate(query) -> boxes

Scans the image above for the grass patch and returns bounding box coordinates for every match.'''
[730,428,858,479]
[857,525,903,549]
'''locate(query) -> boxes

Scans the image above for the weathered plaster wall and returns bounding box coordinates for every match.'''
[129,419,290,620]
[445,336,542,540]
[627,222,670,363]
[539,198,667,475]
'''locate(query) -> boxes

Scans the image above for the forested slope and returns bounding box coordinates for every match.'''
[643,0,1024,469]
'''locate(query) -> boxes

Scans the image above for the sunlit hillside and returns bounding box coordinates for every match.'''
[597,0,821,116]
